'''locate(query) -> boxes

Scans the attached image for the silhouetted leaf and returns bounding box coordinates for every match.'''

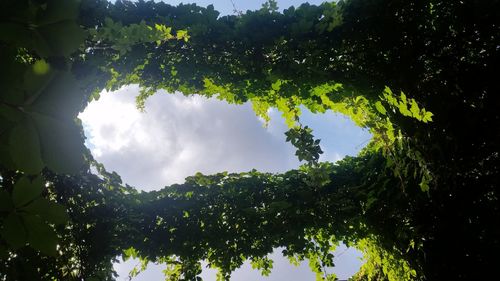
[0,213,27,249]
[8,120,44,174]
[31,113,84,174]
[23,214,58,256]
[12,176,43,207]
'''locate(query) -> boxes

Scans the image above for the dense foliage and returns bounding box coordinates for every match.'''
[0,0,499,280]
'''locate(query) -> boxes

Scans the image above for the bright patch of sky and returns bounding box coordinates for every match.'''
[81,0,371,280]
[155,0,326,15]
[79,85,369,280]
[114,244,362,281]
[79,85,368,190]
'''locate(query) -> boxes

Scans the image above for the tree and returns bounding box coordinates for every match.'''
[0,0,499,280]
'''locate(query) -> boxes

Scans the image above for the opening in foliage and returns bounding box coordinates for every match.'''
[79,85,369,279]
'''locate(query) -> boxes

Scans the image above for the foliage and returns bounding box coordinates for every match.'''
[1,0,499,280]
[285,126,323,164]
[352,236,417,281]
[89,18,188,55]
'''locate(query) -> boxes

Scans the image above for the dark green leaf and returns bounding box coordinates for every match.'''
[12,176,43,207]
[45,202,69,225]
[37,0,80,26]
[0,104,24,123]
[22,198,69,225]
[31,113,84,174]
[37,21,86,57]
[0,213,27,249]
[21,197,50,215]
[23,214,58,256]
[30,72,81,120]
[0,50,26,106]
[8,118,45,174]
[0,189,14,212]
[22,64,55,103]
[0,23,38,54]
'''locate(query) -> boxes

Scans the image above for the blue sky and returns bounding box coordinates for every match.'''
[79,0,370,280]
[161,0,327,15]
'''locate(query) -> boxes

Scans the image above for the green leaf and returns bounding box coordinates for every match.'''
[22,197,50,215]
[8,118,45,174]
[0,189,14,212]
[422,111,433,123]
[374,101,387,115]
[32,60,50,75]
[44,202,69,225]
[410,99,421,120]
[419,181,430,192]
[0,213,27,249]
[37,21,86,56]
[0,0,84,57]
[176,30,190,42]
[0,104,24,123]
[0,50,27,106]
[0,23,37,54]
[123,247,139,261]
[12,176,43,207]
[398,102,411,117]
[23,63,55,103]
[22,198,69,225]
[400,91,407,105]
[30,71,81,120]
[0,145,16,172]
[383,86,393,96]
[31,113,84,174]
[36,0,81,26]
[23,214,58,256]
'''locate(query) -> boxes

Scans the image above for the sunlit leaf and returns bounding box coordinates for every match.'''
[32,59,50,75]
[410,99,421,120]
[374,101,387,115]
[422,111,433,123]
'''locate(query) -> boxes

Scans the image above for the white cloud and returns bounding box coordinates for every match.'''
[79,85,300,191]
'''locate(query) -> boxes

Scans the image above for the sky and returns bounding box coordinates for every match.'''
[78,0,371,280]
[161,0,327,15]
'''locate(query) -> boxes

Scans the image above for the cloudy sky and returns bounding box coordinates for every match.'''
[79,86,369,280]
[78,0,372,280]
[79,85,368,190]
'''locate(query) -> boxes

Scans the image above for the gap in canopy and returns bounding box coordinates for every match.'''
[114,245,363,281]
[77,84,371,280]
[78,84,371,191]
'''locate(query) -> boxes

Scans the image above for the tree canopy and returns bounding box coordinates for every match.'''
[0,0,499,280]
